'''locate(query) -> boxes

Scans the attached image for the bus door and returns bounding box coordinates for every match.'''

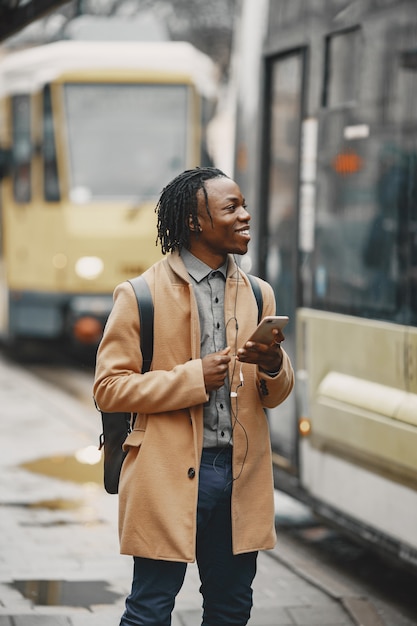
[259,50,305,477]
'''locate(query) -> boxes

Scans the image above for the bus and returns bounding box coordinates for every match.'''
[232,0,417,568]
[0,40,218,351]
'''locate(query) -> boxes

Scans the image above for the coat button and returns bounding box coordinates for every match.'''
[187,467,196,479]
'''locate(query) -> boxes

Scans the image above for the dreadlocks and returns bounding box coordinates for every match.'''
[155,167,228,255]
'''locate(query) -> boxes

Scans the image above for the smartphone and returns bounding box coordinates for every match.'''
[244,316,289,345]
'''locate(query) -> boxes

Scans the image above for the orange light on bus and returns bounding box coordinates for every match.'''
[332,151,363,175]
[298,417,311,436]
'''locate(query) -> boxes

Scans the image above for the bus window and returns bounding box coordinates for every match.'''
[313,40,417,326]
[43,85,60,202]
[396,49,417,323]
[311,117,401,321]
[323,28,361,108]
[63,83,189,203]
[12,95,31,203]
[263,52,303,327]
[388,48,417,126]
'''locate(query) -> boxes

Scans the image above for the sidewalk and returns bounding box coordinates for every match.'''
[0,353,356,626]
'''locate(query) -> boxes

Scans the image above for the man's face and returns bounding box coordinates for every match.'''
[191,176,251,266]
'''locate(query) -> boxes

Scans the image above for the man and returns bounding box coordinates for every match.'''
[94,167,294,626]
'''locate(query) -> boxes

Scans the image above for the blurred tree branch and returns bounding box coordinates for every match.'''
[2,0,237,78]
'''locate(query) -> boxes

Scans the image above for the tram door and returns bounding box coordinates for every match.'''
[260,51,304,471]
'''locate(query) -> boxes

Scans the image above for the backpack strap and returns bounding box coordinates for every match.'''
[247,274,263,324]
[97,276,154,494]
[128,275,154,373]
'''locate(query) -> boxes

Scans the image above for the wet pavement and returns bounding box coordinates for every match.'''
[0,353,374,625]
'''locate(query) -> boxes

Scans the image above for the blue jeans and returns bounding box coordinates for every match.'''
[120,447,258,626]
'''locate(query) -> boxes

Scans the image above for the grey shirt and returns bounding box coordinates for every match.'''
[181,248,232,448]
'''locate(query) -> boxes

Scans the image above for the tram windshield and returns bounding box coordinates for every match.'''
[63,82,189,202]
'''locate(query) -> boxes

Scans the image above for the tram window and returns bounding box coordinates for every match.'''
[389,49,417,126]
[42,85,60,202]
[323,28,361,107]
[63,83,189,201]
[312,26,417,325]
[311,139,417,323]
[11,95,31,203]
[399,51,417,321]
[264,53,303,325]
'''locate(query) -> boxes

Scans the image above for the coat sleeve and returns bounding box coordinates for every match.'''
[93,282,208,414]
[255,279,295,409]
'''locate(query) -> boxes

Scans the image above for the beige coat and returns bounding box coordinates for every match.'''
[93,252,294,562]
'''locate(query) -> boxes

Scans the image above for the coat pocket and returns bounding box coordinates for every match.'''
[123,428,145,450]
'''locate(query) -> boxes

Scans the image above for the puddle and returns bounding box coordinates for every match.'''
[2,498,106,520]
[26,498,84,510]
[10,579,123,608]
[10,446,106,523]
[20,446,103,486]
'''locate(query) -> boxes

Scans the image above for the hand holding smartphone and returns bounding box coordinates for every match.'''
[243,316,289,346]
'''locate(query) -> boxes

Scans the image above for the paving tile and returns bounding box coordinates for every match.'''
[249,606,293,625]
[70,607,122,626]
[288,603,352,625]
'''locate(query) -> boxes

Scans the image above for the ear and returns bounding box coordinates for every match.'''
[188,215,202,232]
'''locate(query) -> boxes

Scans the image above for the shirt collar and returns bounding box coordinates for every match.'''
[181,248,228,283]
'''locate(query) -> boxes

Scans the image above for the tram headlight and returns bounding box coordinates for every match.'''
[75,256,104,280]
[298,417,311,436]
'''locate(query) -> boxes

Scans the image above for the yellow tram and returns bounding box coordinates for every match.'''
[0,40,218,349]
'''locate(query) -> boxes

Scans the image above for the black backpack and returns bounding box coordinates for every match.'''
[97,273,263,494]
